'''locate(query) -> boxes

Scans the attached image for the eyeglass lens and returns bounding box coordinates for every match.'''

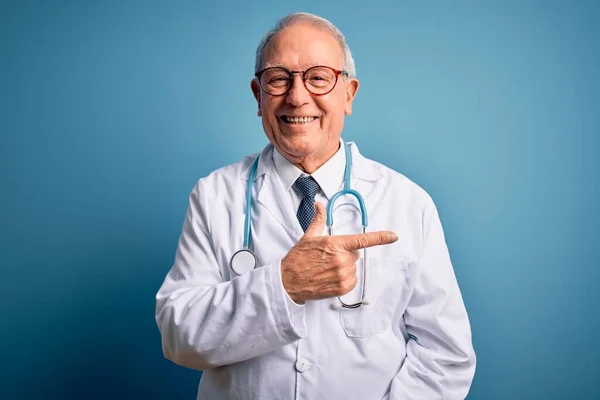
[260,67,338,95]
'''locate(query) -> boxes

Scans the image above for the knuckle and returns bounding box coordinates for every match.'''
[349,262,357,275]
[341,259,356,275]
[334,254,346,268]
[348,274,358,290]
[322,236,335,247]
[357,235,369,249]
[341,275,357,294]
[335,264,346,280]
[342,252,355,265]
[337,281,349,295]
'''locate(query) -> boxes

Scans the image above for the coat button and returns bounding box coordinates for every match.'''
[295,358,309,372]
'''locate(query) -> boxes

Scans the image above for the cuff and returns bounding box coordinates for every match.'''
[269,259,307,337]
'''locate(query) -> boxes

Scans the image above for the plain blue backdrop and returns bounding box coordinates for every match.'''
[1,0,598,399]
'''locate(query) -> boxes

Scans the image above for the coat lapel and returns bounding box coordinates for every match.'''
[245,144,303,241]
[347,142,384,233]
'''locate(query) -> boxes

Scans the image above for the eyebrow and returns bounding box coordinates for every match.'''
[262,63,324,70]
[265,62,286,68]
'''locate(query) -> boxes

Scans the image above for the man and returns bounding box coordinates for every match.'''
[155,12,476,400]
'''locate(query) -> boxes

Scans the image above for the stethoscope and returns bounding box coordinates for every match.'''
[230,142,369,309]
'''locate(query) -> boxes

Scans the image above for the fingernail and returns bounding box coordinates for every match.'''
[389,232,398,241]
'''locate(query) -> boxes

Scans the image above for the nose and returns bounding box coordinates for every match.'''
[285,73,311,106]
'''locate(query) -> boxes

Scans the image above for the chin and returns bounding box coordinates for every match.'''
[278,136,322,157]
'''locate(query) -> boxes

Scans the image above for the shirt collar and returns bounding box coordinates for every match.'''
[272,139,346,200]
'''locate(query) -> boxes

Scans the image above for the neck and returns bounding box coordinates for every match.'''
[293,141,341,174]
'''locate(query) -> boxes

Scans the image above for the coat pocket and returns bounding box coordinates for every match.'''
[339,257,413,338]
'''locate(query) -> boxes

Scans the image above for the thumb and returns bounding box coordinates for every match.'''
[303,201,327,237]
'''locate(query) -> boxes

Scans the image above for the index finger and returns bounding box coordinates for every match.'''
[334,231,398,251]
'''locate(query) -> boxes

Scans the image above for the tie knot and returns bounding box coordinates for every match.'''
[295,176,320,199]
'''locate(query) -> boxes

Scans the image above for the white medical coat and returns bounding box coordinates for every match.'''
[155,142,476,400]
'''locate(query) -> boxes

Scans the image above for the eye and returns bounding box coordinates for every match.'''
[269,76,288,83]
[307,72,327,80]
[306,72,332,87]
[265,75,290,88]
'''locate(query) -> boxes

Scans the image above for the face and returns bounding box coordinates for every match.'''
[251,22,359,172]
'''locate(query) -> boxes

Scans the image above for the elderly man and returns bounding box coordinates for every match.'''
[155,12,476,400]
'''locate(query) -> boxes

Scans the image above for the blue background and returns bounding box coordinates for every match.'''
[1,0,598,399]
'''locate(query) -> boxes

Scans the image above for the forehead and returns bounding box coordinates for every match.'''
[263,23,344,70]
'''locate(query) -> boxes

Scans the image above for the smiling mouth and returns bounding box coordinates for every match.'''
[280,116,318,124]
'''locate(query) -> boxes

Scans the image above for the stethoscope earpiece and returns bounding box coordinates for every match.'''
[331,300,342,310]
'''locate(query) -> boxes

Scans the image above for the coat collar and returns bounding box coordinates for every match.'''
[239,141,384,239]
[240,141,383,184]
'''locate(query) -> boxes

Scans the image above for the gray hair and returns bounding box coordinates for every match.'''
[254,12,356,78]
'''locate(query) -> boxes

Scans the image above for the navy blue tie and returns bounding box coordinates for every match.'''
[295,176,320,232]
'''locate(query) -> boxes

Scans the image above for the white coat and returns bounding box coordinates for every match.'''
[155,141,476,400]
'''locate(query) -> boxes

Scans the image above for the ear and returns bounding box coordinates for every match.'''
[344,78,359,116]
[251,78,262,117]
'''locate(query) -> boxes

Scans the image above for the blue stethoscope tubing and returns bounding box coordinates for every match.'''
[230,142,369,308]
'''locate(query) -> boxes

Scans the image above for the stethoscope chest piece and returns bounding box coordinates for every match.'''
[230,249,257,276]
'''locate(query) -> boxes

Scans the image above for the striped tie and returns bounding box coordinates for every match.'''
[294,176,320,232]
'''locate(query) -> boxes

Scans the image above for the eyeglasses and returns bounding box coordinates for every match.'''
[255,65,348,96]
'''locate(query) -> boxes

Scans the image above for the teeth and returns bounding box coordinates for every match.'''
[284,116,316,124]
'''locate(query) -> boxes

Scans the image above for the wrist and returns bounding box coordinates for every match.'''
[280,263,305,304]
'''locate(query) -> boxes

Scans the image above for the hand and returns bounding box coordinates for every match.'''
[281,201,398,304]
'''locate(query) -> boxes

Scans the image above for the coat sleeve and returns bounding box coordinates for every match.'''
[155,179,306,370]
[389,196,476,399]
